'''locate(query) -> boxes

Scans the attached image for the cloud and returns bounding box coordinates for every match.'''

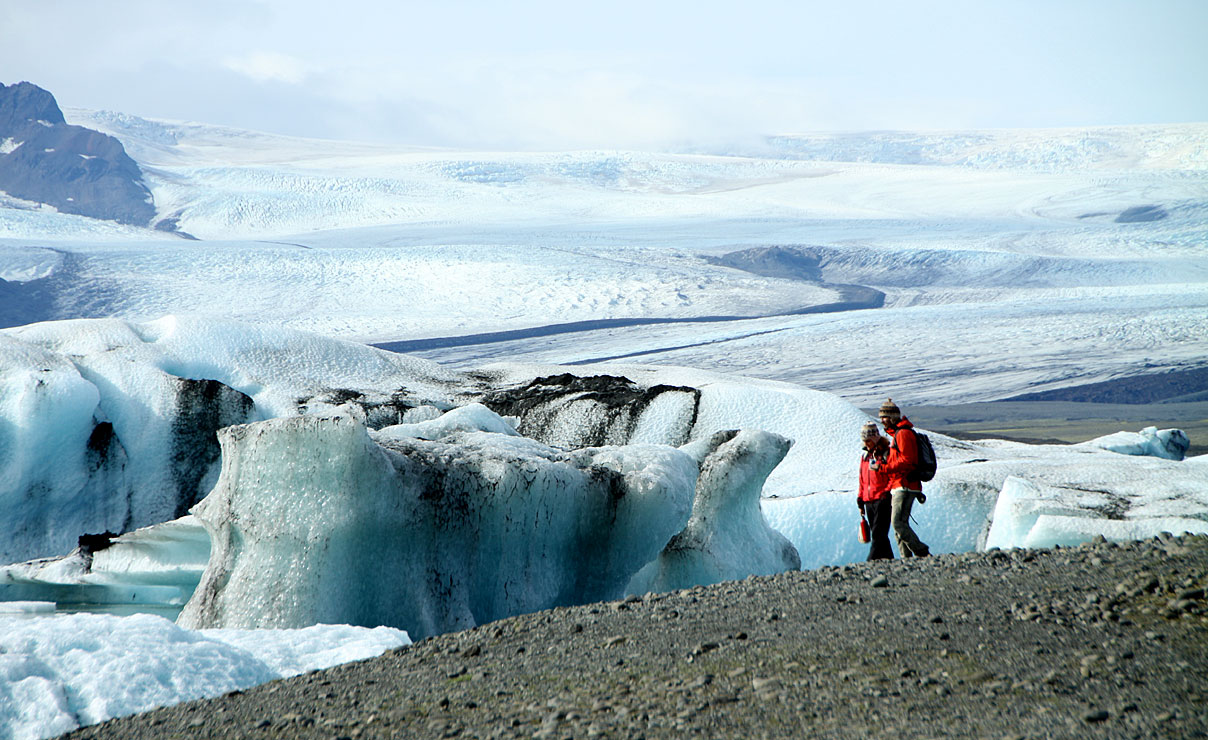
[222,52,310,85]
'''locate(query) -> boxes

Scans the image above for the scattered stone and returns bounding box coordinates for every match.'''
[56,534,1208,740]
[1082,709,1110,723]
[692,641,720,656]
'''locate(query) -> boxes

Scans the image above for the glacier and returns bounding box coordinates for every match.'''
[3,115,1205,412]
[627,429,801,594]
[1078,425,1191,460]
[178,408,701,637]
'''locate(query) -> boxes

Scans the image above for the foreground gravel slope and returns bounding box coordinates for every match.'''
[66,534,1208,739]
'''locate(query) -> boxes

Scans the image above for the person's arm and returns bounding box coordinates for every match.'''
[858,458,869,508]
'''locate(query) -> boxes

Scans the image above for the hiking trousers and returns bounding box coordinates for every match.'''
[891,488,930,557]
[862,496,894,560]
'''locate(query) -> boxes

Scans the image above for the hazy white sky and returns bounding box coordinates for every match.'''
[3,0,1206,150]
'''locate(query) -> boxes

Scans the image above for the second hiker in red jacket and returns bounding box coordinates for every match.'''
[858,421,894,560]
[876,398,931,557]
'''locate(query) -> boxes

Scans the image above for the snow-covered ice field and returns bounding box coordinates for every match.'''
[1,112,1206,739]
[3,112,1205,405]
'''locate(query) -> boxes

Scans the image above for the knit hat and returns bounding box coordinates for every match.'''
[878,397,901,419]
[860,421,880,439]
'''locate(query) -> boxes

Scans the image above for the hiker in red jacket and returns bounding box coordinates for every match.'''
[858,421,894,560]
[876,398,931,557]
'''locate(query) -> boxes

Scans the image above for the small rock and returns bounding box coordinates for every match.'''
[688,674,713,689]
[1083,710,1110,723]
[871,575,889,588]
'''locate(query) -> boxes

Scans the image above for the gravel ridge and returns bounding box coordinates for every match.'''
[64,534,1208,739]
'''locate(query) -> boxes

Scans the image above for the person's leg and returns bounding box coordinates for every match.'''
[890,488,912,556]
[866,496,894,560]
[891,488,930,557]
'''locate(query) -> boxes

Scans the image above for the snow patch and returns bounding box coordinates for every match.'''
[0,613,408,740]
[985,475,1208,549]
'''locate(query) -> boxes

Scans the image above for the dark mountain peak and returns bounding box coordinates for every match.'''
[0,81,66,132]
[0,81,160,227]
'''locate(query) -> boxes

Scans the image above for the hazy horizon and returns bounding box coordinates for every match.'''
[3,0,1207,150]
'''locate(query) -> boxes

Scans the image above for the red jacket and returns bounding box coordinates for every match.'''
[858,439,890,503]
[883,418,923,491]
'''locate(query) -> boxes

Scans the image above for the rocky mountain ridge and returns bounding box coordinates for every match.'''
[0,81,158,226]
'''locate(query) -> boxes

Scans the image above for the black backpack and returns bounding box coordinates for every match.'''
[913,430,937,482]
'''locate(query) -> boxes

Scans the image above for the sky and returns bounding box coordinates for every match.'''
[2,0,1207,150]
